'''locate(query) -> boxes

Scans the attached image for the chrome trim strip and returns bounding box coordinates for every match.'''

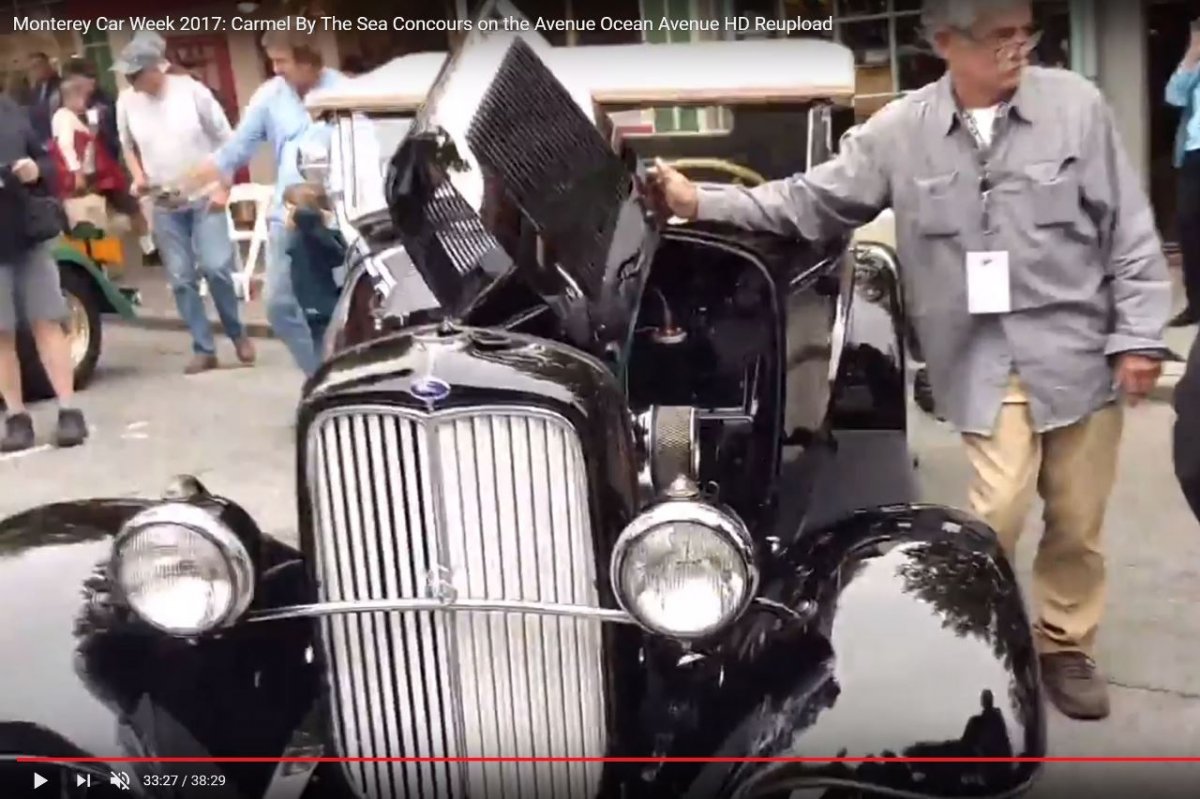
[827,252,853,385]
[246,598,635,624]
[309,402,575,426]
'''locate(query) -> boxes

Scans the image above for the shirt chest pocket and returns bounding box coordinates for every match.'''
[913,172,961,236]
[1024,158,1080,227]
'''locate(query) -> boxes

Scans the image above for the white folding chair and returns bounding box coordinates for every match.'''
[199,183,273,300]
[226,183,273,301]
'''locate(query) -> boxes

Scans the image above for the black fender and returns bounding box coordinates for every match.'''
[830,243,907,432]
[639,504,1044,799]
[0,499,320,797]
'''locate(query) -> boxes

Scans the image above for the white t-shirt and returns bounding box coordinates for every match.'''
[967,105,1001,147]
[116,73,233,187]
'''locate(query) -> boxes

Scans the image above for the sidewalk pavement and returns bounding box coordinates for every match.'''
[116,259,273,338]
[111,250,1197,397]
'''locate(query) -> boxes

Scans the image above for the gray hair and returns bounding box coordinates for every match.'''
[920,0,1029,42]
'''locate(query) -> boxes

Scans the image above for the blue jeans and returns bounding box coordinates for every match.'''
[266,223,321,377]
[153,203,244,355]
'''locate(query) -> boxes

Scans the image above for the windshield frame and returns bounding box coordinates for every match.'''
[330,109,416,227]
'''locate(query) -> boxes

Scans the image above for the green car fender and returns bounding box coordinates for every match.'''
[52,243,138,320]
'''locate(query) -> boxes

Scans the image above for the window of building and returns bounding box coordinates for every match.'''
[834,0,1072,121]
[832,0,936,120]
[640,0,707,132]
[80,28,116,95]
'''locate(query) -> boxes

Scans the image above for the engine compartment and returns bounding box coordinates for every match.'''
[627,235,774,410]
[626,233,780,523]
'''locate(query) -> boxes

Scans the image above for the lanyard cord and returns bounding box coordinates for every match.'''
[957,102,1008,157]
[957,104,1008,231]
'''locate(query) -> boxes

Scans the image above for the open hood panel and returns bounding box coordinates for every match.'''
[384,0,660,355]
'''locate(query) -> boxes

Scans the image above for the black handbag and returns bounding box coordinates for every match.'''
[22,192,66,244]
[0,164,65,248]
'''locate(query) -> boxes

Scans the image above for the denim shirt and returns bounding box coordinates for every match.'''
[1166,64,1200,168]
[696,67,1170,436]
[213,69,344,223]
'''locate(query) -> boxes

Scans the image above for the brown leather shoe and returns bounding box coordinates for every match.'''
[234,337,257,365]
[1040,652,1110,720]
[185,354,219,374]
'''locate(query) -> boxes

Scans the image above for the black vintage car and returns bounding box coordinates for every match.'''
[0,6,1045,798]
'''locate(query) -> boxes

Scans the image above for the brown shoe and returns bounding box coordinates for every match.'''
[185,354,219,374]
[1040,652,1110,720]
[234,337,257,365]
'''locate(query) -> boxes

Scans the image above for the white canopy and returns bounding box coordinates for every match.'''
[307,37,856,114]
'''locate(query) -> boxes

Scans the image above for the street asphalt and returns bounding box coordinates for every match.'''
[2,323,1199,795]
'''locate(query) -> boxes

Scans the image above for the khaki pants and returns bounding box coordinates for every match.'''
[961,376,1124,655]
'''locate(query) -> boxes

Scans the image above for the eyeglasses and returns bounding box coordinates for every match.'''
[956,25,1044,60]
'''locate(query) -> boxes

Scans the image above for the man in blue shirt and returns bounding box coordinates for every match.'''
[1166,24,1200,327]
[188,30,344,376]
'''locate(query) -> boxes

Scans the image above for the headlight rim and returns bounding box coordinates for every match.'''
[112,502,256,636]
[611,498,758,641]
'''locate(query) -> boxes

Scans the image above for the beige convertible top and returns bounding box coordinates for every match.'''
[307,37,856,114]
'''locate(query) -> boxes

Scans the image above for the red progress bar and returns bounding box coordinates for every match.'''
[14,757,1200,763]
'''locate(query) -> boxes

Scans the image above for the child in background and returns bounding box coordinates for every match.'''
[283,183,346,354]
[50,77,137,224]
[50,78,97,198]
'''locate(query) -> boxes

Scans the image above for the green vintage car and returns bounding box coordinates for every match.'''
[15,235,138,402]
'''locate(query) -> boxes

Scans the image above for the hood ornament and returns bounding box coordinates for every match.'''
[408,333,453,407]
[409,376,451,404]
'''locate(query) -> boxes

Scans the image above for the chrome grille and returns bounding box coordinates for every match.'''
[307,406,607,799]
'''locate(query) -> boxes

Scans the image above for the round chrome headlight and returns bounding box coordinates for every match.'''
[611,499,756,639]
[113,503,254,636]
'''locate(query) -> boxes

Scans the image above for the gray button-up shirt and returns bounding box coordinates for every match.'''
[696,67,1171,435]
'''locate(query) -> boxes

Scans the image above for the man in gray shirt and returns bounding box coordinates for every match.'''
[114,37,255,374]
[651,0,1170,721]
